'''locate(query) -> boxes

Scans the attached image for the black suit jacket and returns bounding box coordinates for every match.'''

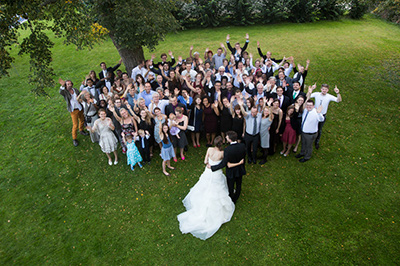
[98,63,121,84]
[211,142,246,179]
[288,90,306,104]
[271,93,291,114]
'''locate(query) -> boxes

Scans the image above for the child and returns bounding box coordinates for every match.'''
[135,129,151,164]
[160,123,175,176]
[168,113,181,139]
[124,134,143,171]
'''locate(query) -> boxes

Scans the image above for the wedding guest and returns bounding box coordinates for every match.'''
[268,99,283,155]
[259,106,274,164]
[295,99,324,162]
[218,96,233,143]
[136,129,151,164]
[307,83,342,149]
[124,133,143,171]
[78,90,100,143]
[86,109,118,165]
[171,107,188,161]
[159,123,176,176]
[99,85,114,102]
[231,101,246,142]
[244,106,262,164]
[203,97,220,147]
[188,95,203,148]
[59,78,88,147]
[153,107,167,149]
[280,105,297,156]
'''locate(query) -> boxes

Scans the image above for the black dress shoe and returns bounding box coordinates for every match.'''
[259,159,267,165]
[295,154,303,158]
[73,139,79,146]
[299,158,309,163]
[315,143,320,149]
[79,130,89,136]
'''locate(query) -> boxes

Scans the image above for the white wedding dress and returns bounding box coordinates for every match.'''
[177,158,235,240]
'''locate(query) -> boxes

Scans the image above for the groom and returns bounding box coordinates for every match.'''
[208,131,246,204]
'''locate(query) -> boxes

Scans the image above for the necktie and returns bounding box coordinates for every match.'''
[293,92,297,99]
[253,115,257,135]
[301,111,309,131]
[279,96,282,107]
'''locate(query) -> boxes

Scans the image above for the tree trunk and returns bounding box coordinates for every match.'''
[109,34,145,75]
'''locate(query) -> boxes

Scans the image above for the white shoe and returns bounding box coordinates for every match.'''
[114,160,118,165]
[108,160,112,166]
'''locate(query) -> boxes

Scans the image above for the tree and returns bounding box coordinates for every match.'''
[0,0,179,95]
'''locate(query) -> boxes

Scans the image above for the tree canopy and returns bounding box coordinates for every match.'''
[0,0,178,95]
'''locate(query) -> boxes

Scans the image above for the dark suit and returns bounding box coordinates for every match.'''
[288,90,306,104]
[276,77,293,96]
[257,47,283,63]
[98,63,121,84]
[211,142,246,203]
[271,94,291,114]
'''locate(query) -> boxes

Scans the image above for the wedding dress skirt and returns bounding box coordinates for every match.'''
[177,159,235,240]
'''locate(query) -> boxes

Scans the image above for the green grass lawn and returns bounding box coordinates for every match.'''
[1,16,400,264]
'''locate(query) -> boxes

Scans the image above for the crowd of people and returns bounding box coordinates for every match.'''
[59,33,342,175]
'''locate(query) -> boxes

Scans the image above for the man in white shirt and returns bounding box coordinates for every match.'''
[295,99,325,162]
[308,84,342,149]
[149,92,169,114]
[131,60,146,81]
[181,62,198,82]
[212,43,227,70]
[59,78,88,146]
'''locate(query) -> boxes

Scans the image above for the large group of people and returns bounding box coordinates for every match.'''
[59,33,342,240]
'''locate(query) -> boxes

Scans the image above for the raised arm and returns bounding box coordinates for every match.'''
[334,85,342,102]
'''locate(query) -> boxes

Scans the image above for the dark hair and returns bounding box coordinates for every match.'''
[321,84,329,89]
[293,81,300,86]
[286,105,295,117]
[161,122,171,144]
[276,86,283,92]
[100,62,106,66]
[215,81,222,86]
[214,136,223,150]
[86,78,93,83]
[226,131,238,142]
[161,53,167,58]
[247,97,255,108]
[154,107,161,112]
[307,99,315,105]
[98,108,107,115]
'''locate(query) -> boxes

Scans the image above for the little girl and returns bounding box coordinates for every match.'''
[168,113,181,139]
[124,134,143,171]
[159,122,175,176]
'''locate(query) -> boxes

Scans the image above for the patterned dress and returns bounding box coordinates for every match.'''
[93,118,118,153]
[126,142,143,166]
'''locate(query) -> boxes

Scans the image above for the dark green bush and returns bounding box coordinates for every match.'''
[348,0,369,19]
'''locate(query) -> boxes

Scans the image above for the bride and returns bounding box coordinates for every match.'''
[177,136,244,240]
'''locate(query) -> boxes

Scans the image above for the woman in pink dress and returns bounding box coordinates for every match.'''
[280,105,297,156]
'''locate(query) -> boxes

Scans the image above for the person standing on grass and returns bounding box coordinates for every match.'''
[59,78,89,147]
[307,83,342,149]
[159,123,176,176]
[295,99,324,162]
[86,109,118,165]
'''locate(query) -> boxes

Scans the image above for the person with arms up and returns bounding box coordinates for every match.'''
[295,99,324,162]
[307,83,342,149]
[59,78,89,147]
